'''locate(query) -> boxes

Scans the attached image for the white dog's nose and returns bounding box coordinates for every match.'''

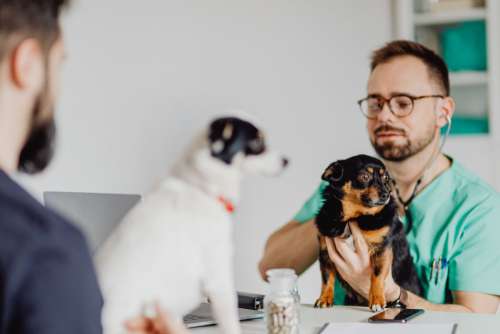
[282,157,289,168]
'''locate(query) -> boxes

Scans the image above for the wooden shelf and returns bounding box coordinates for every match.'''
[414,8,486,25]
[450,71,488,86]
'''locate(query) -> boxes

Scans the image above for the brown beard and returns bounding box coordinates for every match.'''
[371,124,435,162]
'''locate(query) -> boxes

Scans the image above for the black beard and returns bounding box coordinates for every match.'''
[18,118,56,174]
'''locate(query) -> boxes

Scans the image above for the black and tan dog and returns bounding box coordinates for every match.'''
[314,154,421,311]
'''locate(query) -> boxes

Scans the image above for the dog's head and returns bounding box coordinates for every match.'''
[322,154,393,214]
[204,116,288,176]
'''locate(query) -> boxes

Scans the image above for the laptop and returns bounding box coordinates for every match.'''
[184,302,263,328]
[43,191,141,251]
[42,191,264,327]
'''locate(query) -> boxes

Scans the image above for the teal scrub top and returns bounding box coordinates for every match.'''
[293,160,500,304]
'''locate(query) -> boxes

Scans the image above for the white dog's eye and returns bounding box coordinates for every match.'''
[248,138,265,153]
[212,140,225,154]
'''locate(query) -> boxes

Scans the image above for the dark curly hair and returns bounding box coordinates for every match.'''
[0,0,70,61]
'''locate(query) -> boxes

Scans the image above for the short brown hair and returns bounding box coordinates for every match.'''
[0,0,70,62]
[371,40,450,96]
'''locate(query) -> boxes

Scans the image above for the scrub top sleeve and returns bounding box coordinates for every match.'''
[448,198,500,296]
[292,182,328,224]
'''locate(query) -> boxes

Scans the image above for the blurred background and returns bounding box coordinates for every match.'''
[15,0,500,303]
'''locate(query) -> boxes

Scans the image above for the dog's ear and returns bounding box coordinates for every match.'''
[321,161,343,183]
[208,118,239,164]
[211,139,225,155]
[386,170,397,191]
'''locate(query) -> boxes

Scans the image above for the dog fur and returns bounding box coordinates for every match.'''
[314,154,421,311]
[95,116,287,334]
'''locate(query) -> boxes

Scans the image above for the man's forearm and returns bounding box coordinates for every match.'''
[401,289,472,313]
[403,288,500,314]
[258,220,319,280]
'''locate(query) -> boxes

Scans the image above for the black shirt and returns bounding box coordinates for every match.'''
[0,170,103,334]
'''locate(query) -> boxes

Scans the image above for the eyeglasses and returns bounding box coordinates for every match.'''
[357,94,445,119]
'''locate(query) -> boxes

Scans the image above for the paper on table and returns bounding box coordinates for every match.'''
[318,322,458,334]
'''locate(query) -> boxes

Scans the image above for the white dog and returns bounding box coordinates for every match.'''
[95,116,288,334]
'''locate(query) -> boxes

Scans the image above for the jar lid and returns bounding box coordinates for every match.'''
[266,268,297,279]
[266,268,298,293]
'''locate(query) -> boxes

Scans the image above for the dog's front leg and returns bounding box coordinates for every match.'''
[202,240,241,334]
[314,235,336,308]
[206,290,240,334]
[368,247,393,312]
[204,274,241,334]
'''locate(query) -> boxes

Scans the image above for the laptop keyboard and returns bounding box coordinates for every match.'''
[183,314,212,322]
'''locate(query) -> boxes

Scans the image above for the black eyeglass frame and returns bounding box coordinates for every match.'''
[357,94,446,119]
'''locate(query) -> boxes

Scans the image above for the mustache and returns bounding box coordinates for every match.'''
[374,125,406,136]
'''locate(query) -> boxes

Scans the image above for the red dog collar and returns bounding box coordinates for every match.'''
[217,196,235,214]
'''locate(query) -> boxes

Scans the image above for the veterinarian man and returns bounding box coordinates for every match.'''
[0,1,185,333]
[259,40,500,313]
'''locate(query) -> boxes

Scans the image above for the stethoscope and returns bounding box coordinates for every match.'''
[393,114,452,234]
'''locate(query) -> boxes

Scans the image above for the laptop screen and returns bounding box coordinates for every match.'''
[43,192,141,252]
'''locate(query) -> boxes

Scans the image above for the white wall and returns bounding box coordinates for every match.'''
[18,0,489,304]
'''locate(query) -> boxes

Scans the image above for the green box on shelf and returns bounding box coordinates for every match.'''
[445,115,489,135]
[440,20,487,71]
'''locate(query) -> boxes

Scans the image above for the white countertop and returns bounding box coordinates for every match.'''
[192,304,500,333]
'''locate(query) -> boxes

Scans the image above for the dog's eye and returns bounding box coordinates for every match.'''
[358,173,371,183]
[248,138,265,154]
[382,174,390,182]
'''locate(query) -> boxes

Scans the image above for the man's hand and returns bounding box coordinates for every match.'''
[125,303,189,334]
[324,222,400,302]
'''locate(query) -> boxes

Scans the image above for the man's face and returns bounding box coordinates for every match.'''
[18,37,65,174]
[366,56,442,162]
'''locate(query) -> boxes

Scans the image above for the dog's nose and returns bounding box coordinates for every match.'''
[380,193,389,202]
[282,157,289,168]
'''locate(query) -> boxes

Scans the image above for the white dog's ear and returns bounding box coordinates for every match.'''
[211,140,225,154]
[209,118,239,165]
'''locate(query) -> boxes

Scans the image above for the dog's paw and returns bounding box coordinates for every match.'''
[370,303,384,312]
[368,290,386,312]
[314,297,333,308]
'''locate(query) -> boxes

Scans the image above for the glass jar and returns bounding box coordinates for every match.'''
[264,269,300,334]
[266,268,300,304]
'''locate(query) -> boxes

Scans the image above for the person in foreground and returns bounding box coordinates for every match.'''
[0,0,188,332]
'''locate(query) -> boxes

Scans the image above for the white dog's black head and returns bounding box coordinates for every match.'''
[207,117,288,175]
